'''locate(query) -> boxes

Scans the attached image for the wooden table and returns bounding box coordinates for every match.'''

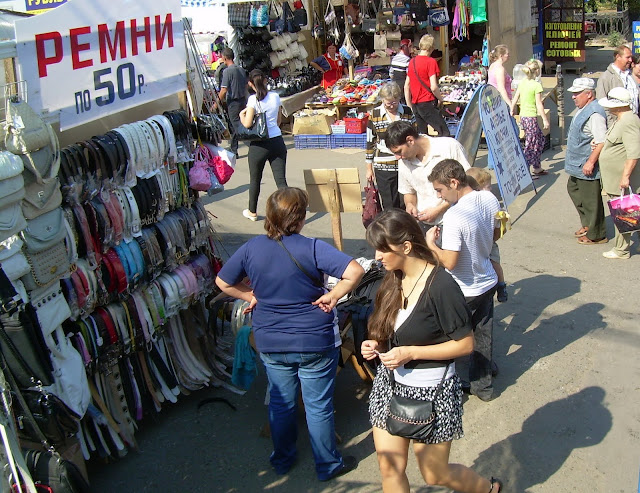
[541,76,559,105]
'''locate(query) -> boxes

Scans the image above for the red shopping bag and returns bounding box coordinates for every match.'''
[607,188,640,234]
[362,178,382,228]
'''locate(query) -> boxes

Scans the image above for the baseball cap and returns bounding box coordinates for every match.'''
[567,77,596,92]
[400,39,412,46]
[598,86,632,108]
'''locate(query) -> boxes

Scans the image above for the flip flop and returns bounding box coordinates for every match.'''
[532,169,549,176]
[577,236,608,245]
[574,226,589,237]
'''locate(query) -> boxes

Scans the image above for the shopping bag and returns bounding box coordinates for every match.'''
[607,188,640,234]
[362,178,382,228]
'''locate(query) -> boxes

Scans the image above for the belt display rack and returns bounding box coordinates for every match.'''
[56,110,237,461]
[0,91,241,483]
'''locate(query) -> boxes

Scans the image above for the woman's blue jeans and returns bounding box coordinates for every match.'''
[260,347,343,480]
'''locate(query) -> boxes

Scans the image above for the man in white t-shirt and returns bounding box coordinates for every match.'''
[426,159,501,402]
[386,120,470,229]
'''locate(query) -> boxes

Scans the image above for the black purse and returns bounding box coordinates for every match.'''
[22,449,91,493]
[16,388,82,446]
[386,363,450,441]
[0,267,54,388]
[235,100,269,141]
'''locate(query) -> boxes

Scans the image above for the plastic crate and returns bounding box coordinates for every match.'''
[331,124,346,134]
[294,135,331,149]
[344,116,369,134]
[330,133,368,149]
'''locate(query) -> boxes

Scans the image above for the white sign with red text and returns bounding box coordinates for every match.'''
[15,0,186,131]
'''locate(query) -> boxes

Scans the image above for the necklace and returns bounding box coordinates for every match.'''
[401,263,428,309]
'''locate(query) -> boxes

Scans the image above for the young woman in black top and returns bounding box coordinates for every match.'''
[361,209,503,493]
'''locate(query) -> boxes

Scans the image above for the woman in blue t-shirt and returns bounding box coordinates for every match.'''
[215,187,364,481]
[239,69,288,221]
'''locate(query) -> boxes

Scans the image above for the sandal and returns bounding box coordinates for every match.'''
[577,236,608,245]
[532,169,548,176]
[489,477,503,492]
[574,226,588,237]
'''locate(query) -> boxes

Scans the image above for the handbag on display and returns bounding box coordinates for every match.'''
[362,178,382,228]
[189,145,217,191]
[377,0,394,30]
[21,241,69,291]
[282,0,301,32]
[4,97,51,155]
[235,101,269,141]
[607,188,640,234]
[386,363,450,440]
[228,3,251,28]
[250,2,269,27]
[429,5,450,26]
[21,449,90,493]
[0,151,27,243]
[374,33,388,50]
[21,208,66,253]
[0,236,30,281]
[0,267,53,388]
[293,3,307,26]
[410,0,430,22]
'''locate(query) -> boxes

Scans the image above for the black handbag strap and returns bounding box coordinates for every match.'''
[0,265,21,315]
[275,238,324,288]
[0,351,55,452]
[410,58,436,98]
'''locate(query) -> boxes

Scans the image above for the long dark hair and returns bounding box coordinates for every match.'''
[248,69,268,102]
[366,209,439,343]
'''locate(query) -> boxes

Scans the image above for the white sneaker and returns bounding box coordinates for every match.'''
[602,249,629,259]
[242,209,258,221]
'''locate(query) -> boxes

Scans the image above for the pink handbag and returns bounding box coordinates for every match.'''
[211,155,234,185]
[188,146,214,191]
[607,188,640,234]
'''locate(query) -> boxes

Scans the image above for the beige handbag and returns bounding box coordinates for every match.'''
[4,97,51,155]
[374,33,388,50]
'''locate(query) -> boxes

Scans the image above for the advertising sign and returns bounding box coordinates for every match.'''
[633,21,640,56]
[454,85,482,165]
[15,0,187,131]
[542,0,585,62]
[24,0,67,15]
[478,85,533,208]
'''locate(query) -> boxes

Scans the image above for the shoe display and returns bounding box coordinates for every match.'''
[496,282,508,302]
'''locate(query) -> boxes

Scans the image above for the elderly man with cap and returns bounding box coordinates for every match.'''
[389,39,412,104]
[565,77,608,245]
[596,45,639,126]
[598,86,640,259]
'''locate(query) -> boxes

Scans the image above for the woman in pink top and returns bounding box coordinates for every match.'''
[487,45,512,105]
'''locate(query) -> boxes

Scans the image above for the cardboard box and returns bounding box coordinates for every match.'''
[367,55,391,67]
[292,109,337,135]
[514,109,551,137]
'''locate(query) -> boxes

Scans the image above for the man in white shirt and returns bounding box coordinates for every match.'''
[390,39,412,103]
[386,120,470,228]
[426,159,501,401]
[596,45,639,126]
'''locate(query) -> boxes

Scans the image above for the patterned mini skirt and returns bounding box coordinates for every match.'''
[368,364,464,444]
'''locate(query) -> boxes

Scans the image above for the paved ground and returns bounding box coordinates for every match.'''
[87,45,639,492]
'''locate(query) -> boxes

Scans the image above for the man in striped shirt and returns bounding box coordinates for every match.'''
[426,159,501,402]
[390,39,412,104]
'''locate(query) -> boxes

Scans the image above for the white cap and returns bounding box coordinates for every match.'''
[567,77,596,92]
[598,86,632,108]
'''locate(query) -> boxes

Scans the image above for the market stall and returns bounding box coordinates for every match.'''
[0,0,253,488]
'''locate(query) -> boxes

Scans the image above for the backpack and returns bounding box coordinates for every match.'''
[338,264,386,365]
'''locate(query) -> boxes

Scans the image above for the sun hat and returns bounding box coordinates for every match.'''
[598,86,632,108]
[567,77,596,92]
